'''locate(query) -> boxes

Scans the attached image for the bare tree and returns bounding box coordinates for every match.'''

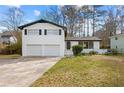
[0,7,24,42]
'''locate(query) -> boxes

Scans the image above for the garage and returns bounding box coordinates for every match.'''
[27,45,42,56]
[44,45,60,56]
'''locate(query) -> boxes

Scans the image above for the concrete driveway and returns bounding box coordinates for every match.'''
[0,57,61,87]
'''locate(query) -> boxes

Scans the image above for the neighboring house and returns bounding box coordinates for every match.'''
[0,31,17,45]
[19,19,107,57]
[110,34,124,53]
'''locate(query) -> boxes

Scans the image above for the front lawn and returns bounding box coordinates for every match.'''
[0,54,21,59]
[31,55,124,87]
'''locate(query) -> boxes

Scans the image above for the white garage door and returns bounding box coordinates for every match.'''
[44,45,60,56]
[27,45,42,56]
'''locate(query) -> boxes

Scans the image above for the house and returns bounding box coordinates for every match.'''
[19,19,107,57]
[19,19,66,57]
[65,37,107,55]
[0,31,17,45]
[110,34,124,53]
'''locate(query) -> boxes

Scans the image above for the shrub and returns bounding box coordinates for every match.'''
[72,45,83,56]
[89,51,98,55]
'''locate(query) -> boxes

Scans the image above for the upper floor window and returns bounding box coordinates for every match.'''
[44,29,47,35]
[24,29,27,35]
[27,29,40,35]
[47,29,62,35]
[39,29,42,35]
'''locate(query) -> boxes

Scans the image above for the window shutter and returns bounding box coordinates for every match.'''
[39,29,42,35]
[24,29,27,35]
[59,29,61,35]
[44,29,47,35]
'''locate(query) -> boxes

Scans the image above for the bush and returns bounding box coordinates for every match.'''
[89,51,98,55]
[72,45,83,56]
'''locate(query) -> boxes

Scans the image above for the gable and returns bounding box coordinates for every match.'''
[18,19,66,30]
[23,23,64,30]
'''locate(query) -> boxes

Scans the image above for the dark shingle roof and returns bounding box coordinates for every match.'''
[65,37,101,41]
[18,19,67,30]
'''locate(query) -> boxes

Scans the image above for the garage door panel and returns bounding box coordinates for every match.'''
[44,45,60,56]
[27,45,42,56]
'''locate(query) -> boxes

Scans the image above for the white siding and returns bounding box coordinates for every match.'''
[65,40,102,56]
[93,41,100,49]
[70,41,78,50]
[110,35,124,53]
[22,23,65,57]
[27,45,42,56]
[44,45,60,56]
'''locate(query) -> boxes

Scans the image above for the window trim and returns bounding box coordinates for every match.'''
[44,29,47,35]
[39,29,42,35]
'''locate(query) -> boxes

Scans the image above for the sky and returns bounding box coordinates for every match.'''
[0,5,57,32]
[0,5,119,33]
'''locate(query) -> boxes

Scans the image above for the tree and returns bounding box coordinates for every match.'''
[0,7,24,55]
[0,7,24,42]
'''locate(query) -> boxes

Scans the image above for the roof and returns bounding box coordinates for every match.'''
[0,31,21,39]
[18,19,67,30]
[65,37,101,41]
[109,34,124,38]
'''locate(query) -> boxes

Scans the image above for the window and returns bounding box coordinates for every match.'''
[47,29,60,35]
[59,29,61,35]
[115,37,118,40]
[67,41,71,50]
[27,29,39,35]
[39,29,42,35]
[89,41,93,49]
[44,29,47,35]
[24,29,27,35]
[83,42,89,49]
[79,41,83,46]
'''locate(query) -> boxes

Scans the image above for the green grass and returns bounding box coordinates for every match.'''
[31,55,124,87]
[0,54,21,59]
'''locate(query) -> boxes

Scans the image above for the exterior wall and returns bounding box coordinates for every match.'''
[110,36,124,53]
[65,40,104,56]
[65,41,100,50]
[93,41,100,49]
[22,23,65,57]
[70,41,78,50]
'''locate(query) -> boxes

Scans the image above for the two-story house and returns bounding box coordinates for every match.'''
[19,19,66,57]
[19,19,106,57]
[110,34,124,53]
